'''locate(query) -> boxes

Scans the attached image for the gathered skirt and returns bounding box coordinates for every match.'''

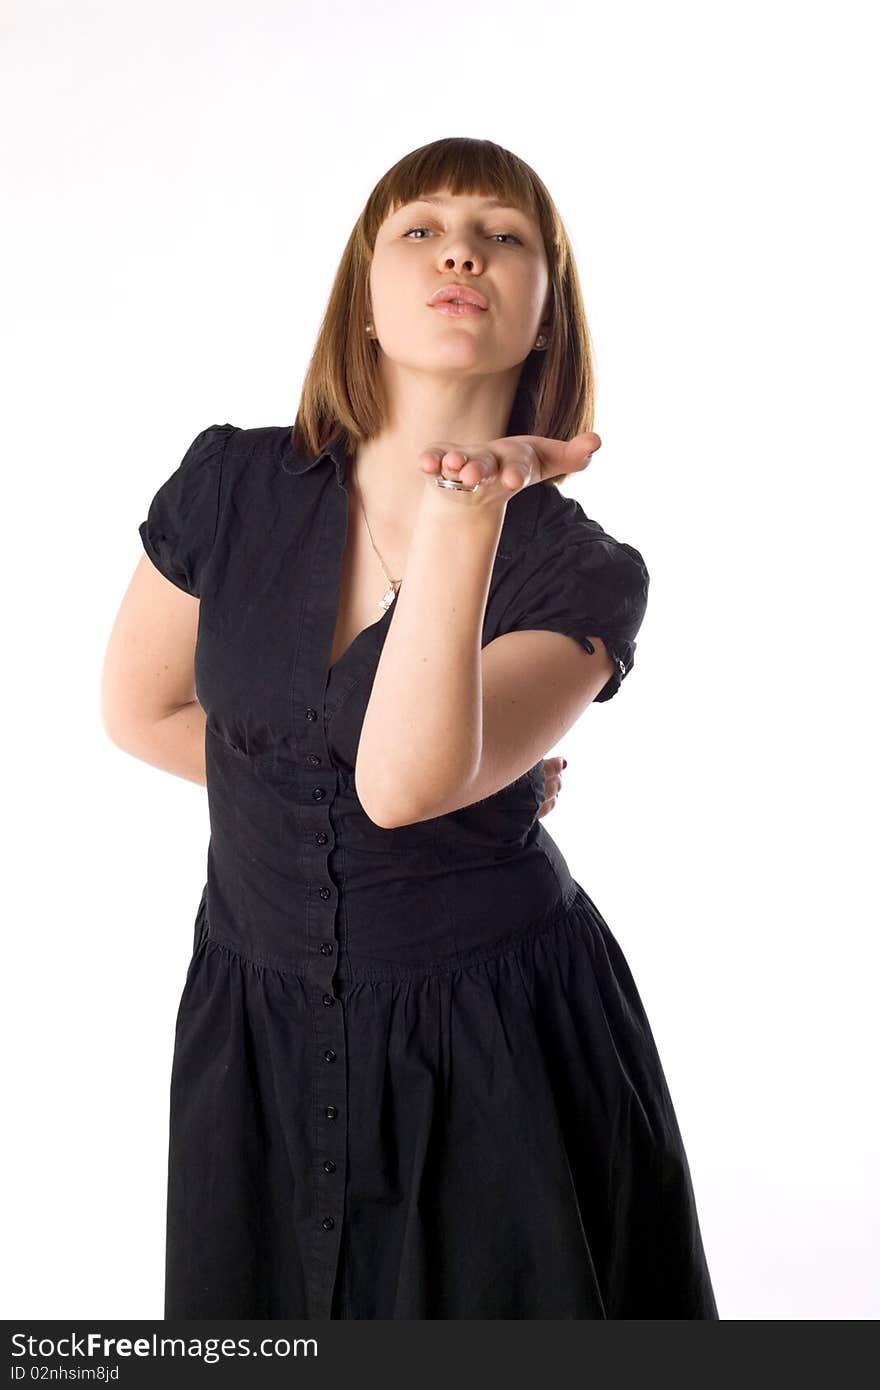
[164,880,719,1319]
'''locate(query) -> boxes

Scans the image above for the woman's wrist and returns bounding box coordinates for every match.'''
[420,471,510,523]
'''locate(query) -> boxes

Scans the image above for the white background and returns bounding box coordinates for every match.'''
[2,0,877,1321]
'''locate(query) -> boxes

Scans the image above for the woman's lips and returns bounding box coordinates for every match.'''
[429,303,487,316]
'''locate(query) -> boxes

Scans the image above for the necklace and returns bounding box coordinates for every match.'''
[352,475,402,613]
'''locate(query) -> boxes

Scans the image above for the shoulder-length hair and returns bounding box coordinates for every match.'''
[291,136,596,487]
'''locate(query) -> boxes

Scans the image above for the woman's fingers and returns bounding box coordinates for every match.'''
[544,754,566,793]
[419,445,503,492]
[418,433,602,497]
[538,755,566,816]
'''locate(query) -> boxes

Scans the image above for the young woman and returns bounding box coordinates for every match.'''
[102,136,719,1319]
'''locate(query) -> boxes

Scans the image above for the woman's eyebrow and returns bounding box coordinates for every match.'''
[399,196,531,216]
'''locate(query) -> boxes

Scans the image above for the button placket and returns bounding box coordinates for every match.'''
[295,478,351,1321]
[305,768,346,1313]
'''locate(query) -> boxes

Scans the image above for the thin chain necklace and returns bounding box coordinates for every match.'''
[351,473,401,613]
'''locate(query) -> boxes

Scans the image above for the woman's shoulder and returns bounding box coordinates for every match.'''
[222,423,299,473]
[138,423,305,595]
[218,423,316,504]
[506,480,645,571]
[492,482,651,703]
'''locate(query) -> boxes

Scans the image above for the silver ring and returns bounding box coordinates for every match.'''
[435,474,480,494]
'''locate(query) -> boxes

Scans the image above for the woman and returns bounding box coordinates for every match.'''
[102,136,719,1319]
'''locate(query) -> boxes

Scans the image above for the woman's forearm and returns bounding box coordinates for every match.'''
[112,700,208,787]
[355,479,507,827]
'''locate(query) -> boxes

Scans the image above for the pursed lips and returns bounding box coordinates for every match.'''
[429,302,488,316]
[427,286,489,310]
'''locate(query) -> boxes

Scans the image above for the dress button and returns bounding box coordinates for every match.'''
[323,1049,337,1063]
[307,753,321,766]
[325,1105,338,1119]
[323,1158,337,1173]
[321,1216,335,1231]
[322,993,335,1006]
[320,941,334,955]
[315,831,328,845]
[312,787,326,801]
[319,886,332,900]
[306,708,318,722]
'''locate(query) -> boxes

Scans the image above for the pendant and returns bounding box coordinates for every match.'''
[379,582,399,612]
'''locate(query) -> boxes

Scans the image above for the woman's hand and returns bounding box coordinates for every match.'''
[537,755,567,820]
[417,432,602,508]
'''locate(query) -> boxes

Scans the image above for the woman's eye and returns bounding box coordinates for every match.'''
[403,227,522,245]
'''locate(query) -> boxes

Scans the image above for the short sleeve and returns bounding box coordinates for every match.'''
[504,498,650,703]
[138,423,234,596]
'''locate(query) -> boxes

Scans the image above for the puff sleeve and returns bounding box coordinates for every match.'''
[138,423,234,596]
[504,496,650,703]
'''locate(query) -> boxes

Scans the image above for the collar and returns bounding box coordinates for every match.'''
[284,428,351,487]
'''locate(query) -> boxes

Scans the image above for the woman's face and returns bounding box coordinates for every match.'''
[368,188,551,380]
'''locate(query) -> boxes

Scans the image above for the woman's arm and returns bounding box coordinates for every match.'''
[355,475,612,828]
[101,554,208,786]
[355,479,505,827]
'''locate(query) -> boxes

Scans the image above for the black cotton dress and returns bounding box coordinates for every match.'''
[138,422,719,1320]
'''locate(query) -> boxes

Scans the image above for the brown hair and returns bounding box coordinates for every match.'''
[291,136,596,487]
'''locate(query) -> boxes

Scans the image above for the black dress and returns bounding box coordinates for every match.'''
[139,422,719,1320]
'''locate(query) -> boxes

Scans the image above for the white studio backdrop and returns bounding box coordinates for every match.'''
[2,0,877,1320]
